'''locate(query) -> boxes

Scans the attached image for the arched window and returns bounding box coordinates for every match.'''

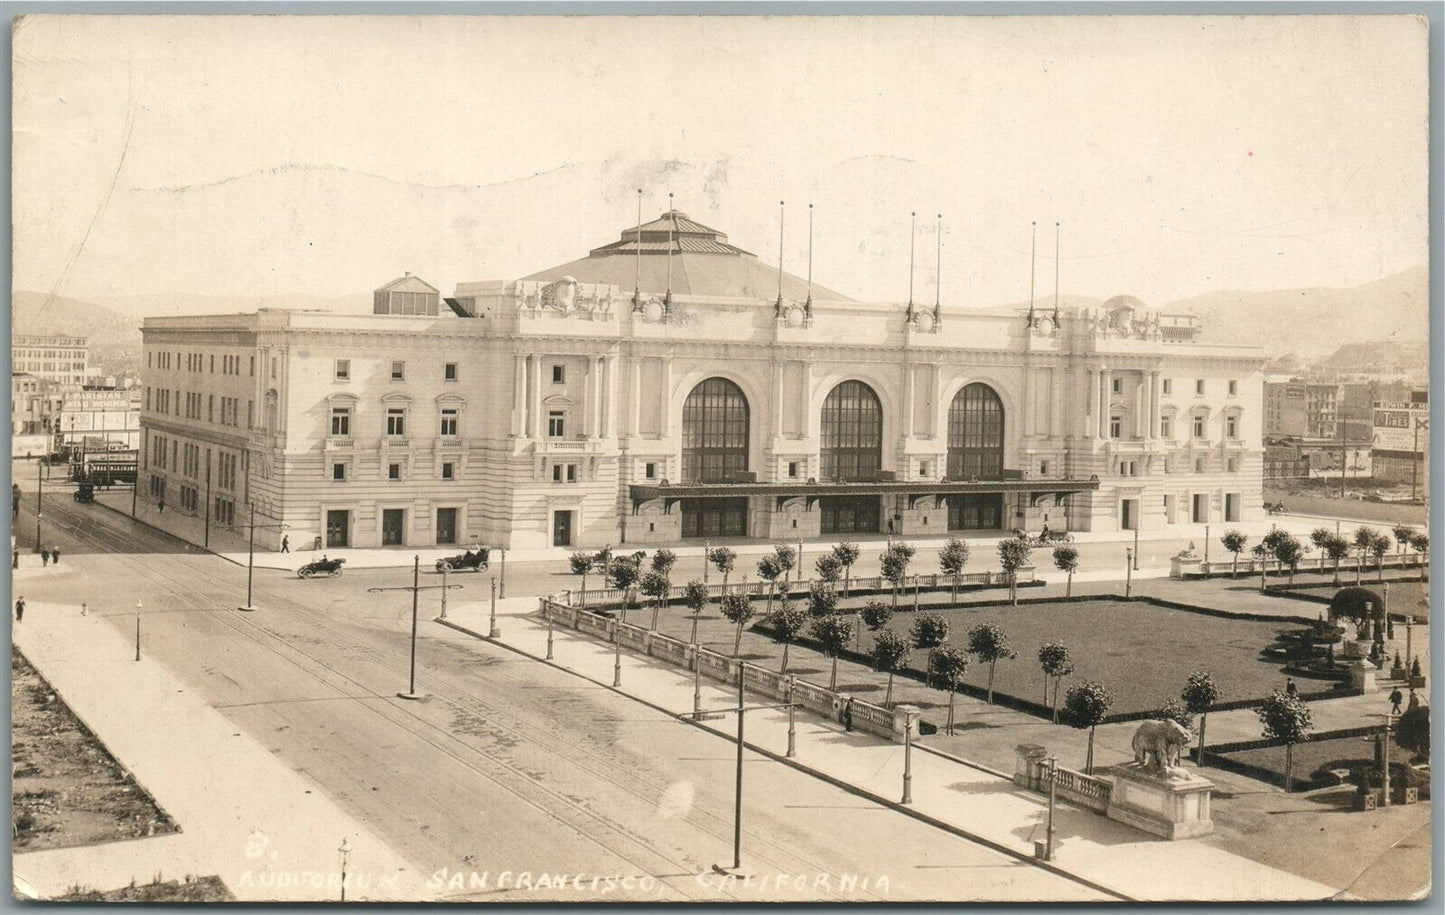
[947,383,1005,480]
[681,378,749,483]
[820,380,883,481]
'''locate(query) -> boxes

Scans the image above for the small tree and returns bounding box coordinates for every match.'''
[808,580,839,618]
[720,593,756,658]
[1369,532,1391,581]
[773,544,797,585]
[860,600,893,633]
[1329,587,1383,633]
[1256,689,1314,791]
[929,645,970,735]
[709,546,737,590]
[682,580,709,645]
[938,537,970,601]
[640,570,670,629]
[1353,527,1379,584]
[809,613,855,691]
[1271,533,1304,587]
[608,557,641,617]
[1396,704,1430,763]
[569,551,595,607]
[1322,534,1352,587]
[1392,525,1416,561]
[1221,530,1248,579]
[910,612,950,688]
[880,542,916,609]
[967,622,1016,705]
[1309,527,1333,551]
[1052,546,1079,597]
[832,542,860,597]
[770,600,808,673]
[1181,671,1221,765]
[1064,681,1114,774]
[1159,698,1194,732]
[871,629,911,708]
[997,536,1033,605]
[756,554,784,614]
[1410,531,1429,582]
[814,553,843,587]
[1037,641,1074,723]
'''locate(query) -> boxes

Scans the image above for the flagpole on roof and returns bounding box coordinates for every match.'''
[805,203,814,319]
[934,213,942,326]
[1026,221,1037,328]
[633,188,643,312]
[905,211,916,325]
[665,193,675,315]
[775,200,786,318]
[1053,222,1061,327]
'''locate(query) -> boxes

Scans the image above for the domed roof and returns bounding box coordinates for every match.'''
[521,210,856,302]
[1102,295,1148,311]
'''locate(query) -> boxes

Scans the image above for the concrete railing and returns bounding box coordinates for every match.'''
[1013,743,1113,813]
[570,567,1036,607]
[537,597,909,743]
[1178,552,1428,579]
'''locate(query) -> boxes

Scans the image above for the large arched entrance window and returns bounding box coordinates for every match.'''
[820,380,883,481]
[947,383,1005,480]
[681,377,750,483]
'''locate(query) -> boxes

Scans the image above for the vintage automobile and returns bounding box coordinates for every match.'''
[1011,527,1074,547]
[435,548,490,573]
[298,556,346,579]
[73,483,95,504]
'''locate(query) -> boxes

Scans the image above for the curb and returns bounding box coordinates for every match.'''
[435,616,1132,902]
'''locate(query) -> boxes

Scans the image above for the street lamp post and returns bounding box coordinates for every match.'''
[338,838,351,902]
[1133,526,1139,570]
[488,576,500,638]
[1204,524,1210,565]
[902,710,914,804]
[499,548,507,598]
[34,459,43,552]
[613,616,623,687]
[1045,754,1058,861]
[693,646,702,716]
[544,598,554,660]
[703,539,710,584]
[1125,549,1133,598]
[732,664,744,871]
[439,565,450,620]
[786,676,797,758]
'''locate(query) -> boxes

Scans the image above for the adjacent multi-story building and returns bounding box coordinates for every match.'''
[11,373,65,457]
[138,211,1268,550]
[55,388,143,456]
[11,334,89,387]
[1372,390,1429,498]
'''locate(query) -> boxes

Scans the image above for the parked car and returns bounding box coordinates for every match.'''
[435,548,490,573]
[298,556,346,579]
[73,483,94,504]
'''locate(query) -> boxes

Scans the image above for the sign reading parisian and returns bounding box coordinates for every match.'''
[1373,398,1428,453]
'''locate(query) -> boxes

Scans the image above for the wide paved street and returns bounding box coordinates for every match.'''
[10,487,1105,902]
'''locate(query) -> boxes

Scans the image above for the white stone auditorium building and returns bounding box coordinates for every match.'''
[138,211,1266,551]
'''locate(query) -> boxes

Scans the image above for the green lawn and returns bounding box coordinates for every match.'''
[1220,733,1417,791]
[862,600,1307,715]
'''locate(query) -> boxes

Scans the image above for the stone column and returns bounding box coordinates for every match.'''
[1023,362,1035,437]
[1098,368,1110,438]
[659,357,673,438]
[1136,371,1147,439]
[1150,371,1162,440]
[1087,365,1099,437]
[903,363,916,440]
[527,355,541,438]
[629,356,642,437]
[581,357,596,438]
[511,355,526,437]
[772,362,785,437]
[602,356,615,438]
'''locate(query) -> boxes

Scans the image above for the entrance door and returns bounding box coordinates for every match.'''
[1121,499,1137,531]
[553,510,573,547]
[436,507,457,545]
[819,496,881,535]
[1192,494,1209,523]
[382,509,405,546]
[948,494,1003,530]
[681,498,748,538]
[326,509,350,547]
[1224,493,1240,523]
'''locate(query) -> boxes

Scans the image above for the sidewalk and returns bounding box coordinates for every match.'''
[438,596,1336,902]
[11,602,429,902]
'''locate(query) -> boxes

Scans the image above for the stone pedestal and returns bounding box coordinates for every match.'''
[1349,659,1378,693]
[1106,764,1215,839]
[1013,743,1048,790]
[1170,554,1203,579]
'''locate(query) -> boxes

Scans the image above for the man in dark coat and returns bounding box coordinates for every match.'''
[14,597,24,622]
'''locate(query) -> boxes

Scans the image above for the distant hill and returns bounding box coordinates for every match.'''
[12,290,138,340]
[1163,266,1427,357]
[87,291,372,319]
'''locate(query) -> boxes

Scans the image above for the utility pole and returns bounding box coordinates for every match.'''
[33,459,43,552]
[239,502,287,612]
[1411,418,1428,502]
[499,548,507,598]
[134,600,142,662]
[338,838,351,902]
[1133,526,1140,570]
[368,556,462,700]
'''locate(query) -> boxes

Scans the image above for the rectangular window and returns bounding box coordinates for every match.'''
[1192,415,1205,439]
[547,411,565,438]
[1040,461,1050,476]
[387,408,406,436]
[391,361,404,380]
[440,408,459,436]
[331,407,351,437]
[333,462,346,481]
[442,462,454,480]
[1160,415,1173,439]
[444,362,458,382]
[250,356,255,376]
[1227,457,1239,473]
[1109,416,1122,439]
[566,464,577,483]
[335,359,350,381]
[552,365,565,384]
[789,461,800,479]
[1195,457,1206,473]
[644,462,656,480]
[388,463,401,480]
[1111,377,1122,394]
[1225,415,1238,439]
[1228,379,1238,396]
[1195,379,1205,395]
[552,464,563,482]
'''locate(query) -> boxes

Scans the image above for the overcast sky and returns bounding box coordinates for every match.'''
[12,14,1429,307]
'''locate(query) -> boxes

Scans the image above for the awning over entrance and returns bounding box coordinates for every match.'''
[628,477,1100,513]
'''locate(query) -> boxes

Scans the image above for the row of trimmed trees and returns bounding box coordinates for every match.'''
[1216,525,1428,587]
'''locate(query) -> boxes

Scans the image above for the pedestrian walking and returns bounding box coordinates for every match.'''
[280,535,290,554]
[157,498,165,514]
[1389,687,1403,715]
[14,597,24,622]
[41,550,49,567]
[1285,677,1298,697]
[1407,689,1420,712]
[50,546,60,565]
[12,548,19,570]
[80,602,88,617]
[841,697,854,732]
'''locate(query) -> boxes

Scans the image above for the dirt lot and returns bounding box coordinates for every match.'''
[11,647,178,851]
[53,875,233,902]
